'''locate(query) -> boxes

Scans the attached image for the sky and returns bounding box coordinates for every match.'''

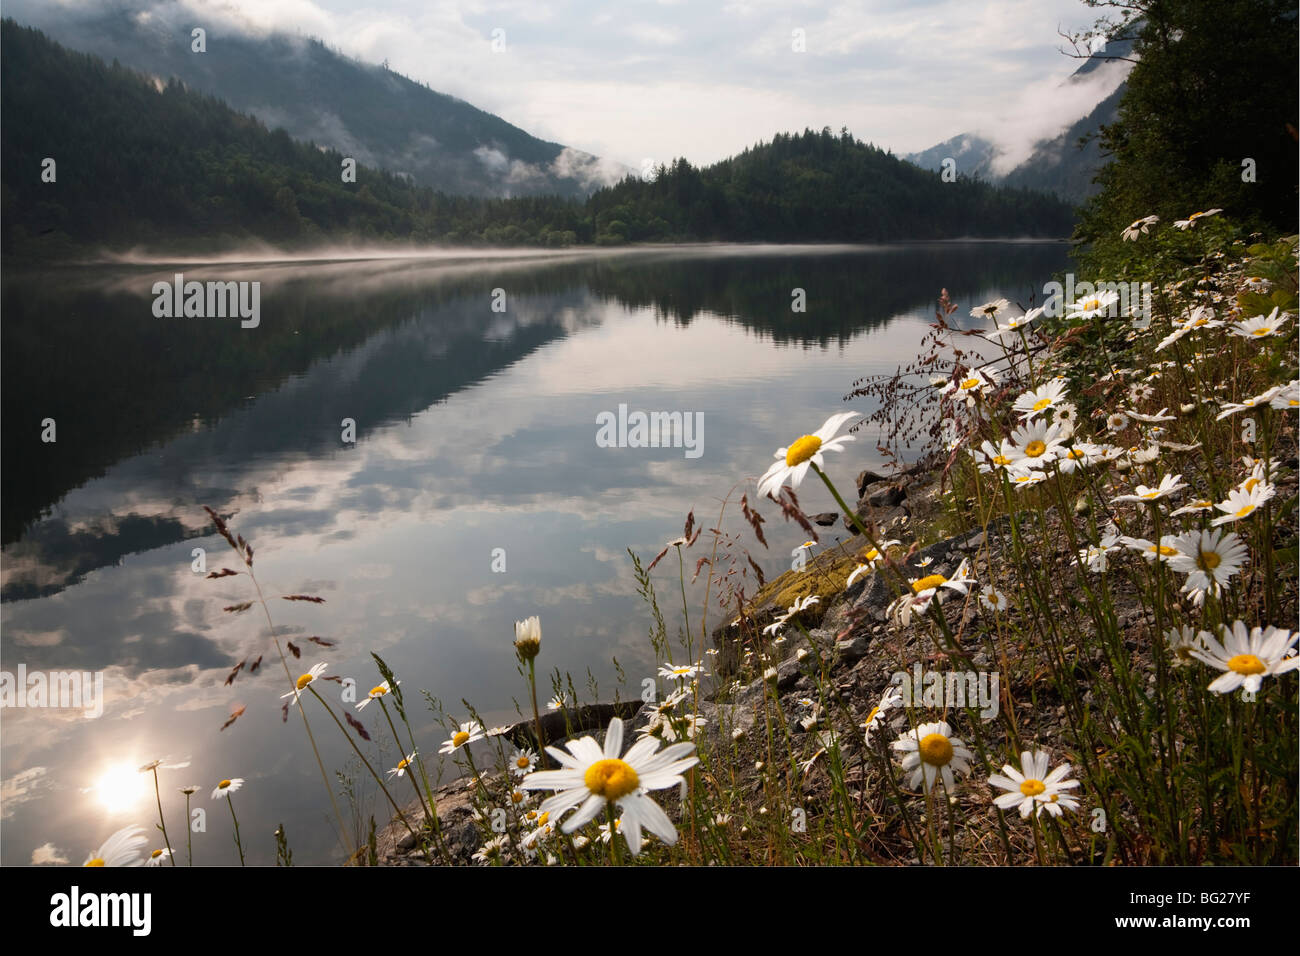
[16,0,1127,173]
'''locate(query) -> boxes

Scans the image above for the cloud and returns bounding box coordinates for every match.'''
[31,842,70,865]
[4,0,1110,166]
[1,766,49,820]
[978,56,1133,175]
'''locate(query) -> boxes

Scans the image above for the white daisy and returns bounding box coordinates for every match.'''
[1172,208,1222,229]
[861,686,903,744]
[472,835,510,864]
[387,752,418,779]
[1210,484,1274,526]
[983,307,1044,341]
[145,847,172,867]
[356,679,398,710]
[978,585,1008,612]
[1229,308,1291,339]
[1124,407,1176,423]
[975,438,1018,474]
[757,412,858,499]
[892,721,973,792]
[1166,625,1211,666]
[1189,622,1299,694]
[1008,419,1068,470]
[1055,442,1101,474]
[211,777,244,800]
[658,661,706,682]
[519,717,699,855]
[1009,469,1048,491]
[1066,290,1121,320]
[1112,473,1187,504]
[510,747,539,777]
[1077,536,1120,573]
[439,720,486,754]
[1268,380,1299,410]
[908,558,976,603]
[970,298,1010,321]
[1216,386,1284,420]
[1121,535,1181,563]
[83,825,148,867]
[280,662,328,701]
[1168,529,1247,604]
[989,751,1080,819]
[1121,215,1159,240]
[942,367,1000,403]
[1012,379,1070,421]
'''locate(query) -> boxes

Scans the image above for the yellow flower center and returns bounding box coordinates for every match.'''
[1227,654,1266,675]
[1082,298,1101,311]
[918,733,954,766]
[1243,477,1259,492]
[583,758,641,800]
[911,573,947,593]
[1024,440,1047,458]
[1032,397,1052,411]
[151,849,163,859]
[1066,449,1085,460]
[536,812,550,826]
[992,455,1012,466]
[1192,318,1208,327]
[397,758,410,770]
[1019,779,1046,797]
[452,731,470,748]
[960,377,980,390]
[511,790,525,804]
[864,548,881,561]
[219,779,231,789]
[864,706,881,726]
[1197,550,1221,571]
[1252,328,1271,336]
[295,673,313,690]
[516,755,531,769]
[85,858,105,867]
[1155,545,1177,557]
[1235,505,1256,518]
[369,685,387,698]
[785,434,823,467]
[1141,490,1160,499]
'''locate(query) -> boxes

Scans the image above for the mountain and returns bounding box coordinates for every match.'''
[0,23,1072,256]
[585,131,1074,243]
[905,36,1136,204]
[4,1,626,198]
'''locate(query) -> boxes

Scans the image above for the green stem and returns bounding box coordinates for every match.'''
[227,796,245,866]
[150,768,176,866]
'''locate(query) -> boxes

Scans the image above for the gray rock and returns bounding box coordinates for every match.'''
[866,483,907,508]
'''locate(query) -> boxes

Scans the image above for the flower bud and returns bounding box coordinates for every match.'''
[514,615,542,662]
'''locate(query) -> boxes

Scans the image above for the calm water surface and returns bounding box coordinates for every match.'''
[0,242,1069,865]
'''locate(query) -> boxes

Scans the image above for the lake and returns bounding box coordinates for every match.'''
[0,241,1070,865]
